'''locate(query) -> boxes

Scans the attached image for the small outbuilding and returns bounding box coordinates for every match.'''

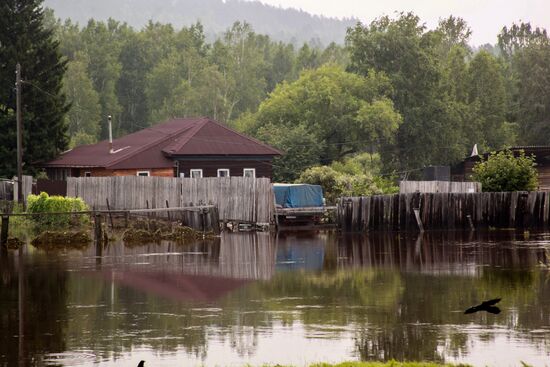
[43,117,282,180]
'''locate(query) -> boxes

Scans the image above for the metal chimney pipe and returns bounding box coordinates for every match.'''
[108,115,113,153]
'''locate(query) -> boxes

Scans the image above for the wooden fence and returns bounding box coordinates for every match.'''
[0,181,13,201]
[338,191,550,232]
[11,175,33,203]
[67,176,274,224]
[399,180,481,193]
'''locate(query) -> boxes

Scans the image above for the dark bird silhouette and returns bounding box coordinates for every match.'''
[137,361,145,367]
[464,298,501,314]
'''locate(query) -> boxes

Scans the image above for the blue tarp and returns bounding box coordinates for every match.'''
[273,184,324,208]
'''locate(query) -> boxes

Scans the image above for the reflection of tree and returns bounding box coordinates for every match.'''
[337,230,550,362]
[0,251,69,366]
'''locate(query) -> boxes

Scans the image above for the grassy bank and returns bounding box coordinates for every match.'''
[307,362,471,367]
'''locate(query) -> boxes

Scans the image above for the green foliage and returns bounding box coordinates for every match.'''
[471,150,538,192]
[64,53,101,144]
[498,22,550,144]
[243,65,401,181]
[27,192,90,228]
[12,8,550,182]
[297,165,389,205]
[0,0,69,177]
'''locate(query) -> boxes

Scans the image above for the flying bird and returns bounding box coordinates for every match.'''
[464,298,501,314]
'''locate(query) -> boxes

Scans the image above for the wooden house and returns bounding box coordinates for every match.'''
[43,117,282,179]
[452,146,550,190]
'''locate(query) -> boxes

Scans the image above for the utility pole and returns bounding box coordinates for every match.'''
[15,63,23,203]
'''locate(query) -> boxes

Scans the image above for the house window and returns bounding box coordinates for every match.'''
[243,168,255,178]
[190,169,203,178]
[84,171,92,177]
[137,171,150,177]
[217,169,230,177]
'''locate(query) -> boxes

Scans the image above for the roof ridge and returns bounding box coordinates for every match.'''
[172,117,283,155]
[105,118,198,168]
[161,117,209,155]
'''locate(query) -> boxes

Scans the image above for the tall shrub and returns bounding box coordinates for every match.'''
[27,192,89,227]
[471,150,538,192]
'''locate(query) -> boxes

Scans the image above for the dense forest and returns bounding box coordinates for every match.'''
[2,0,550,194]
[43,0,355,45]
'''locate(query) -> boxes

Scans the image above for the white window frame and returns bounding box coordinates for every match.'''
[190,169,203,178]
[84,171,92,177]
[217,168,230,178]
[136,170,150,177]
[243,168,256,178]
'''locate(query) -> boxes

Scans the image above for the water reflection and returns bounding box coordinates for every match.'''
[0,230,550,366]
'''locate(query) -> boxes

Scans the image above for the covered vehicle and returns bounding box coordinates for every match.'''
[273,183,324,208]
[273,184,326,227]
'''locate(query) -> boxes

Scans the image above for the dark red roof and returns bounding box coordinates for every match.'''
[44,117,282,169]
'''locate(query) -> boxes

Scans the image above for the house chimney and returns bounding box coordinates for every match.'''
[108,115,113,153]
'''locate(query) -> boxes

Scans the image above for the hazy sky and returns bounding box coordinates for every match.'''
[251,0,550,45]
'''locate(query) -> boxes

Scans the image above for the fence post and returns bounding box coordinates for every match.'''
[211,206,220,235]
[106,198,114,229]
[93,213,103,244]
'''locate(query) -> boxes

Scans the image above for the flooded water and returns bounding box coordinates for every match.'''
[1,230,550,367]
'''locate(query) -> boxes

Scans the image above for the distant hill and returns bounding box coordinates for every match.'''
[43,0,357,45]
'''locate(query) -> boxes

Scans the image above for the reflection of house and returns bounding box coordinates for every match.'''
[43,117,282,180]
[452,146,550,190]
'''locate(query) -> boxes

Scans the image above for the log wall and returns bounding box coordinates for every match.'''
[338,192,550,231]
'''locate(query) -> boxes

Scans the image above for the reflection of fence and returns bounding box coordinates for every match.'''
[67,177,274,224]
[339,191,550,231]
[82,233,276,280]
[337,231,546,274]
[399,181,481,193]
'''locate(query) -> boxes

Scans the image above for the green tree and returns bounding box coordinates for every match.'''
[498,22,550,144]
[80,19,124,138]
[0,0,69,177]
[471,150,538,192]
[246,65,401,178]
[435,15,472,57]
[211,22,268,123]
[346,12,454,169]
[467,51,512,149]
[255,123,322,182]
[63,54,101,146]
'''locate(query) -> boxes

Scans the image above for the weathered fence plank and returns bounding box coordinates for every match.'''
[339,191,550,232]
[67,176,273,224]
[399,180,481,194]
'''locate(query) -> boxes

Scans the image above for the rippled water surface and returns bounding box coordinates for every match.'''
[2,231,550,366]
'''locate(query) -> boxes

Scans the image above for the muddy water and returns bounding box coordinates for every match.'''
[1,231,550,366]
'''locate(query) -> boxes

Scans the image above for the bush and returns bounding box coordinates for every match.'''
[297,166,385,204]
[27,192,90,228]
[471,150,538,192]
